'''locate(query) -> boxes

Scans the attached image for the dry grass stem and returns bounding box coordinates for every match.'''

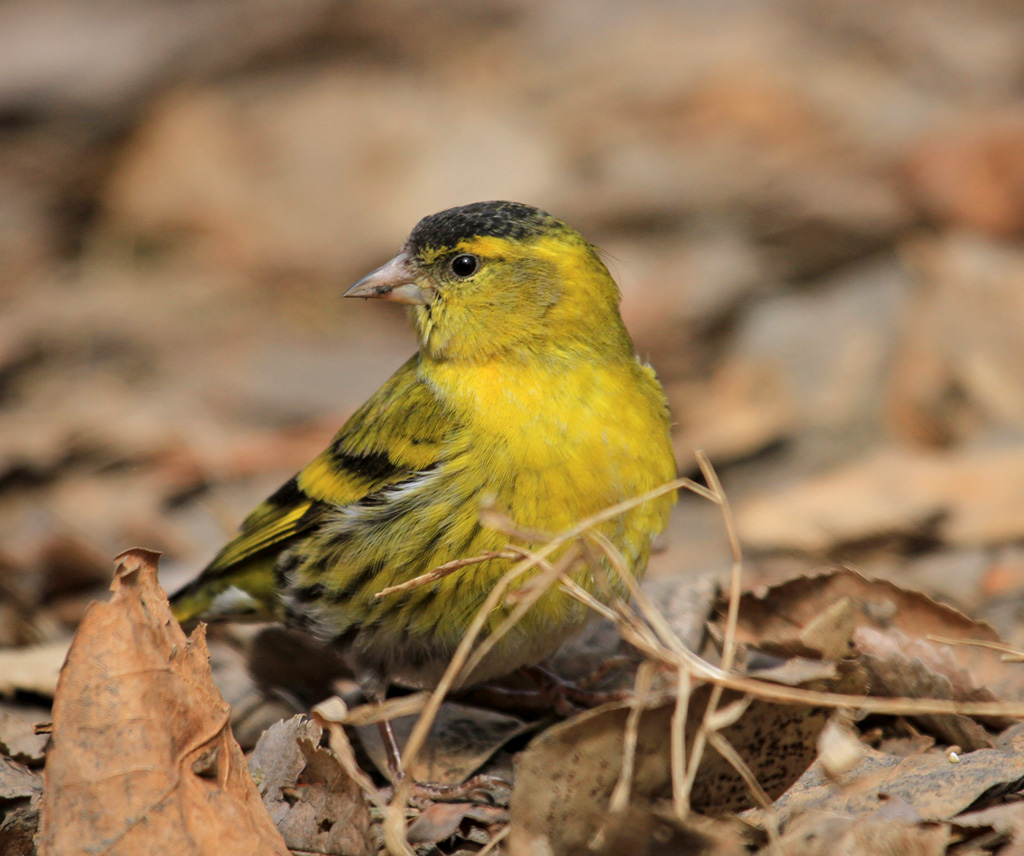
[383,476,704,848]
[460,545,582,680]
[610,661,657,813]
[707,731,772,809]
[504,546,579,603]
[704,695,752,732]
[671,664,692,819]
[478,824,510,855]
[695,450,743,673]
[556,538,1024,719]
[380,468,1024,850]
[592,660,657,850]
[584,529,687,654]
[558,576,617,621]
[374,550,525,599]
[478,507,553,543]
[341,692,430,727]
[312,698,395,816]
[927,634,1024,662]
[706,731,787,854]
[384,532,588,846]
[628,618,1024,716]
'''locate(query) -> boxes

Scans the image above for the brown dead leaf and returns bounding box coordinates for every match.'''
[768,723,1024,827]
[888,234,1024,446]
[953,801,1024,855]
[736,447,1024,553]
[249,715,373,856]
[562,804,754,856]
[508,681,831,856]
[668,357,796,466]
[37,548,289,856]
[729,570,995,658]
[0,804,40,856]
[904,112,1024,238]
[724,569,1024,743]
[356,701,532,786]
[0,753,41,802]
[0,642,69,698]
[763,812,949,856]
[854,627,999,749]
[406,802,508,846]
[0,704,50,765]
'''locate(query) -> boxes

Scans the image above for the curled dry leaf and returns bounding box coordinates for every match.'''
[724,569,1023,742]
[37,549,289,856]
[508,681,832,856]
[249,715,373,856]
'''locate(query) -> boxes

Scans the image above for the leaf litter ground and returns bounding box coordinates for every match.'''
[7,459,1024,856]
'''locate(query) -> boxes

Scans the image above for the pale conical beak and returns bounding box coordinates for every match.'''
[343,252,430,305]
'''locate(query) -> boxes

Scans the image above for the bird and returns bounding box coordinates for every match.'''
[170,200,677,771]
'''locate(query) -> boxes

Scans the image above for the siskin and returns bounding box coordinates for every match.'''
[171,201,676,725]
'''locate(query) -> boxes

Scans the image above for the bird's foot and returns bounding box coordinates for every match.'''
[522,662,631,716]
[383,773,512,808]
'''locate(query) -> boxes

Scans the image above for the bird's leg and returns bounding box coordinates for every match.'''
[369,686,405,782]
[378,717,404,782]
[366,686,509,803]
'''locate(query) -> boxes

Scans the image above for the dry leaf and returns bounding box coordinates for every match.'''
[0,642,70,697]
[508,682,830,856]
[406,802,508,846]
[854,627,1000,749]
[249,715,373,856]
[953,800,1024,854]
[726,568,1023,742]
[355,701,532,786]
[0,805,40,856]
[736,447,1024,552]
[37,549,289,856]
[668,358,796,466]
[764,812,949,856]
[0,754,41,802]
[0,704,50,765]
[769,724,1024,827]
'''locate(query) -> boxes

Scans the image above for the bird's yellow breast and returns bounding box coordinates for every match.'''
[420,353,675,534]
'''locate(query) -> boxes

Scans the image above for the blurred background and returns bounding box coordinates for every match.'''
[4,0,1024,652]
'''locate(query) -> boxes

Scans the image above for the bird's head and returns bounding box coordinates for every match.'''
[344,201,633,363]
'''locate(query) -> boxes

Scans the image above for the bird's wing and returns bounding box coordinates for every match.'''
[171,353,452,622]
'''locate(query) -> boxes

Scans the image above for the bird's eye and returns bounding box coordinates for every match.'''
[450,253,480,278]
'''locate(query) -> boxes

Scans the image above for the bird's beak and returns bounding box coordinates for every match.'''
[343,252,430,305]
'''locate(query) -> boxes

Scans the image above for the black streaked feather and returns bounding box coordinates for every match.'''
[407,201,560,253]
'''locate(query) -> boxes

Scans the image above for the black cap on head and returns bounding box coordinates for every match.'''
[407,201,561,253]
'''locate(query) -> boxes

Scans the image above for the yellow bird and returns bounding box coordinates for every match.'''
[171,200,676,737]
